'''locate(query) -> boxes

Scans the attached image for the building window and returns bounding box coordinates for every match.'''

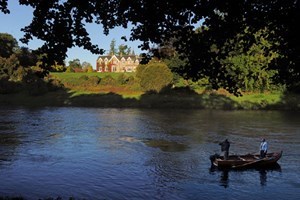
[127,67,132,72]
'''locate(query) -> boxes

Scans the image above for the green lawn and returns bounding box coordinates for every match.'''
[231,92,282,105]
[50,72,142,98]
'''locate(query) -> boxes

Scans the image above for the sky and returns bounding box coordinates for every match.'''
[0,1,145,69]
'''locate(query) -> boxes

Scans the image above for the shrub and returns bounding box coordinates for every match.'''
[117,73,128,85]
[135,64,148,80]
[79,75,89,81]
[139,62,173,93]
[87,76,100,86]
[100,75,116,85]
[127,75,135,85]
[47,78,64,91]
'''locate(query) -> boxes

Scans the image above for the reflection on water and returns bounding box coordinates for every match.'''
[0,120,19,163]
[220,170,229,188]
[0,108,299,199]
[210,163,282,188]
[259,169,267,186]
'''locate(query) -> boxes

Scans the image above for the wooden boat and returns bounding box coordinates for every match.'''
[210,151,283,169]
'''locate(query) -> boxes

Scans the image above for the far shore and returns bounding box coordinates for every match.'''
[1,90,299,110]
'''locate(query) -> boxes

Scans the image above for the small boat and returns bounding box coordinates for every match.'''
[210,151,283,169]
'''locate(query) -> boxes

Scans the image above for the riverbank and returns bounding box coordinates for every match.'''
[1,89,299,110]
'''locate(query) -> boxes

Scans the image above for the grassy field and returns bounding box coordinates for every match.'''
[230,92,282,108]
[51,72,132,82]
[50,72,143,98]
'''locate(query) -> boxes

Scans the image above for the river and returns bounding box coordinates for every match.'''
[0,108,299,199]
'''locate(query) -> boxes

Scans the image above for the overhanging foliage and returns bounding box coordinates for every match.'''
[0,0,299,94]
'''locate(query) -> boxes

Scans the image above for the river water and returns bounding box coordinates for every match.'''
[0,108,299,200]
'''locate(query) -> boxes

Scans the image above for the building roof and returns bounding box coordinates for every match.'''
[97,54,139,61]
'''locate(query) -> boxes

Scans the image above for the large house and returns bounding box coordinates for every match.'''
[96,54,140,72]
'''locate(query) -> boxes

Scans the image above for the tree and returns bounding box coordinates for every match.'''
[109,39,132,56]
[50,62,65,72]
[0,54,19,80]
[82,61,93,72]
[68,58,81,69]
[1,1,299,93]
[117,44,131,56]
[15,47,38,67]
[109,39,117,55]
[0,33,38,82]
[0,33,18,58]
[215,28,280,93]
[82,61,92,69]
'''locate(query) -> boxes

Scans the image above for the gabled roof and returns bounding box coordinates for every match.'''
[97,54,139,61]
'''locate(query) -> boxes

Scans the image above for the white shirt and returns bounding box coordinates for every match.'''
[260,141,268,152]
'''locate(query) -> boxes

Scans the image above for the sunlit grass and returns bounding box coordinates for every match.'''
[51,72,134,81]
[231,92,282,105]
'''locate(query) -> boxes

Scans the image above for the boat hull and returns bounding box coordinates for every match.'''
[210,151,283,170]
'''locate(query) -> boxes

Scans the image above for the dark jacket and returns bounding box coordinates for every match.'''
[219,139,230,152]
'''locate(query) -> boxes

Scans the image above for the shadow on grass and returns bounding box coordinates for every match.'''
[1,84,299,110]
[65,86,240,109]
[61,86,253,109]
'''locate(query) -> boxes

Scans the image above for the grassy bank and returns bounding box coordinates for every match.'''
[0,72,299,110]
[1,88,300,110]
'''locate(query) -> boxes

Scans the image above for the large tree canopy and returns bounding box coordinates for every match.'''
[1,0,299,94]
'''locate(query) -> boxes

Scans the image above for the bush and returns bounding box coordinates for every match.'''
[135,64,148,80]
[117,73,128,85]
[87,76,100,86]
[139,62,173,93]
[79,75,89,81]
[127,75,135,85]
[47,78,64,91]
[100,75,116,85]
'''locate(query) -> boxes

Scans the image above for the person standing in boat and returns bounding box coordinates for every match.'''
[219,139,230,160]
[260,138,268,158]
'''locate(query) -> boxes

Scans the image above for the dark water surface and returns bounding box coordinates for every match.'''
[0,108,299,199]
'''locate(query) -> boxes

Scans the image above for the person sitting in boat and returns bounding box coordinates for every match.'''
[260,138,268,158]
[219,139,230,160]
